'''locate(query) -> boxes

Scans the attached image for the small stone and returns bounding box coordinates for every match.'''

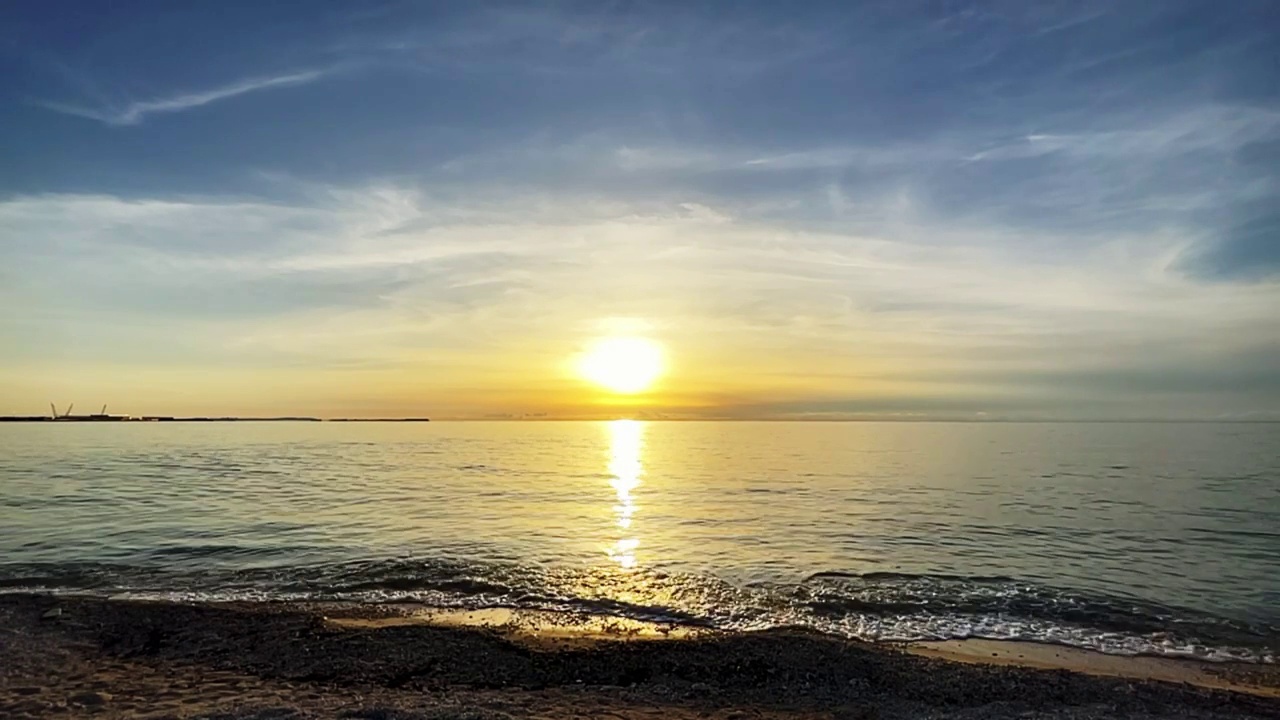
[68,691,110,706]
[10,700,53,714]
[41,607,62,619]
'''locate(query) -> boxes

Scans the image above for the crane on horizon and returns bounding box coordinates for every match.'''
[49,402,75,419]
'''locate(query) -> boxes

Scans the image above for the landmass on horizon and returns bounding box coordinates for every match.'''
[4,408,1279,423]
[0,414,430,423]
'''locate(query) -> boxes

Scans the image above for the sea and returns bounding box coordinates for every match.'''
[1,421,1277,663]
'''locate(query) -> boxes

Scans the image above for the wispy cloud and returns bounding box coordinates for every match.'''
[3,183,1278,418]
[35,69,331,126]
[964,106,1280,163]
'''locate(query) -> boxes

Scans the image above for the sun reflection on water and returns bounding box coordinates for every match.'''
[605,419,644,569]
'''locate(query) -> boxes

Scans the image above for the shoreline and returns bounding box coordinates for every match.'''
[906,638,1280,698]
[3,595,1278,719]
[313,602,1280,695]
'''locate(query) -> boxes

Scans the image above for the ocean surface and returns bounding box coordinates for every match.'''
[1,421,1277,663]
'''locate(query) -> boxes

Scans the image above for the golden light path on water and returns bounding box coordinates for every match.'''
[606,419,644,569]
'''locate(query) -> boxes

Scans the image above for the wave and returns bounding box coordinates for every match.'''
[805,571,1017,583]
[0,559,1274,664]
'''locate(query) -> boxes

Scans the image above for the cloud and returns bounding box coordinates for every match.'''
[35,69,331,126]
[1183,203,1280,281]
[964,106,1280,163]
[3,2,1279,416]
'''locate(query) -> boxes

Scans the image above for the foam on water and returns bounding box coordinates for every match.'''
[2,559,1275,664]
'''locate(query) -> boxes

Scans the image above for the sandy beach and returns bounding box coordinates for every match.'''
[2,594,1278,719]
[907,638,1280,698]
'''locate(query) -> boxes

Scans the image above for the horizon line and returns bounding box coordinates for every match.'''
[2,415,1277,424]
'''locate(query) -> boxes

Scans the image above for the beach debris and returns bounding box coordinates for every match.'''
[68,691,110,707]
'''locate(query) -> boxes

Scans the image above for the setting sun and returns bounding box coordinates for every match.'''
[578,337,664,394]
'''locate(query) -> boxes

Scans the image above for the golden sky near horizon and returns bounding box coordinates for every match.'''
[3,197,1277,421]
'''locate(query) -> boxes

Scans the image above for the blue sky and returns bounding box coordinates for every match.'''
[1,1,1278,419]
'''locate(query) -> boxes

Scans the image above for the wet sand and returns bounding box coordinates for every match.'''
[2,594,1278,719]
[319,605,710,646]
[325,606,1280,695]
[908,639,1280,698]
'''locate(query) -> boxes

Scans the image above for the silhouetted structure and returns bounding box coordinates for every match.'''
[47,402,130,422]
[0,407,428,422]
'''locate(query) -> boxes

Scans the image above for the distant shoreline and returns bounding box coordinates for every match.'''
[0,417,430,423]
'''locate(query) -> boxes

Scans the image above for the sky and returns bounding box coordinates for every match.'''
[1,0,1278,420]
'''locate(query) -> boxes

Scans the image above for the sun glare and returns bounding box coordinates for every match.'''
[578,337,664,394]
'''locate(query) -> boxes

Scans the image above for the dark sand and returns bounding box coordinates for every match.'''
[2,594,1278,719]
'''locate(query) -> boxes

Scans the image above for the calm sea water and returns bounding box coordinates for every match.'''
[1,421,1277,662]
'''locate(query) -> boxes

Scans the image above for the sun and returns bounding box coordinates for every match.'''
[578,337,664,394]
